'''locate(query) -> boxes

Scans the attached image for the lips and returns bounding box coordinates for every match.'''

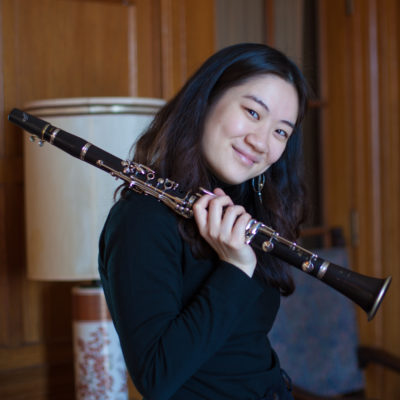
[232,145,260,166]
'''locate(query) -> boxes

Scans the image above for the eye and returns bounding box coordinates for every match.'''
[246,108,259,120]
[275,129,289,139]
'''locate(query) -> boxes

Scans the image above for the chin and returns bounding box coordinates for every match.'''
[219,175,250,186]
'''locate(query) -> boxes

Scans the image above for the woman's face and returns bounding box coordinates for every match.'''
[201,74,299,185]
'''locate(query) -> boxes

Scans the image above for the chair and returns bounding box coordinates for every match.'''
[268,229,400,400]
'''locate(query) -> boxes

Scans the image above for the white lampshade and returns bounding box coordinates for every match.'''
[23,97,164,281]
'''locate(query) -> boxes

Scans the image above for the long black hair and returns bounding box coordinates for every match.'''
[126,43,309,295]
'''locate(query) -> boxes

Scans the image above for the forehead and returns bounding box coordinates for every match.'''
[229,74,296,95]
[216,74,299,119]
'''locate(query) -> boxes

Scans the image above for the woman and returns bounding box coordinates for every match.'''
[99,43,309,400]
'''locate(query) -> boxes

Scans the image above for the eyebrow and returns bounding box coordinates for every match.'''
[243,95,296,129]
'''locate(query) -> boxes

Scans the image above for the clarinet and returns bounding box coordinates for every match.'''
[8,108,391,321]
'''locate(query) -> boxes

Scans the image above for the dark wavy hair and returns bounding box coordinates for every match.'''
[122,43,309,295]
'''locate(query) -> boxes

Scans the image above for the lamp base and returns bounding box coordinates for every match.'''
[72,285,128,400]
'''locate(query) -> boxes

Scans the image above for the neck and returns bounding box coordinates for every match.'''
[209,174,251,207]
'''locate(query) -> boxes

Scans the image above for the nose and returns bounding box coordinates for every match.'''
[245,130,270,154]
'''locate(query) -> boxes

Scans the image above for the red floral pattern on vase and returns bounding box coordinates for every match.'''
[74,321,128,400]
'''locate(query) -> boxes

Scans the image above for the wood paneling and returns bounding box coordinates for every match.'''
[184,0,215,75]
[375,0,400,397]
[320,0,400,397]
[136,0,162,97]
[8,0,136,104]
[136,0,215,99]
[0,0,215,398]
[214,0,265,51]
[159,0,215,99]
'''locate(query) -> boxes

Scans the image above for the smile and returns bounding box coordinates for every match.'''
[232,146,258,166]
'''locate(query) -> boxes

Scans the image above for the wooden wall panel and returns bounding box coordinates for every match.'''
[136,0,215,99]
[135,0,162,97]
[159,0,215,99]
[215,0,265,50]
[184,0,215,78]
[8,0,136,105]
[160,0,186,98]
[376,0,400,397]
[320,0,400,397]
[318,0,354,245]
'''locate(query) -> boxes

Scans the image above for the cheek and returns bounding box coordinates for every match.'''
[227,117,247,136]
[214,107,246,137]
[270,142,287,164]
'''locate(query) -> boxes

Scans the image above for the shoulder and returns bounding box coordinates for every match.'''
[101,190,182,249]
[108,190,178,227]
[99,189,185,281]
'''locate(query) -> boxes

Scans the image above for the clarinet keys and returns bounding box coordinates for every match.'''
[301,254,317,273]
[301,260,315,273]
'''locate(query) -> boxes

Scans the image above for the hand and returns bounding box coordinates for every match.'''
[192,188,257,277]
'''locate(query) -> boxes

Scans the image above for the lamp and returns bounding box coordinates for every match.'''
[23,97,164,399]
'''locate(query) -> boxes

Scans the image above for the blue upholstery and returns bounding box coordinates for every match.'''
[269,247,364,396]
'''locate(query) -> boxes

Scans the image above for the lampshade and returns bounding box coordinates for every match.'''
[23,97,164,281]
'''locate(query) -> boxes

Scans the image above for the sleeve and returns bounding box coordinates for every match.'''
[99,193,264,400]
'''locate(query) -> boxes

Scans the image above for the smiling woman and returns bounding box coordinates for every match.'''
[98,43,309,400]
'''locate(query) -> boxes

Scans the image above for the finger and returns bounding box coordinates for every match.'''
[192,194,214,234]
[230,212,253,245]
[218,205,246,241]
[207,195,236,237]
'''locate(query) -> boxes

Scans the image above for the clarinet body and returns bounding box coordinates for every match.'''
[8,108,391,321]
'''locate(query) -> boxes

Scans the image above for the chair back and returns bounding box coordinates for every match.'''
[269,247,364,396]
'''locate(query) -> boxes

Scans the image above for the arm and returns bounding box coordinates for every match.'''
[99,193,263,400]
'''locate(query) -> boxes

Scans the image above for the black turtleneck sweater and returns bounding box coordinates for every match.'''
[98,190,286,400]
